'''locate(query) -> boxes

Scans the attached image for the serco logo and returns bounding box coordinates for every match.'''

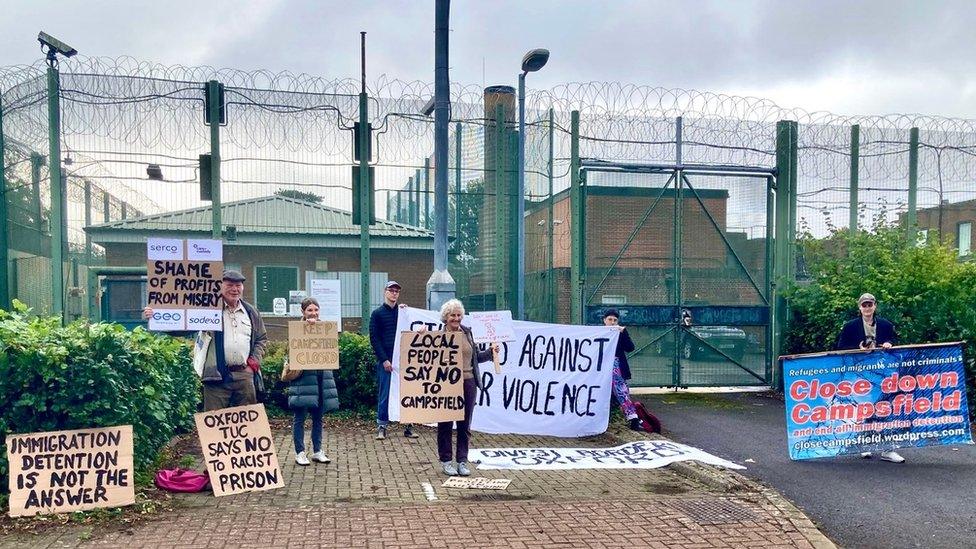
[150,244,179,253]
[152,311,183,321]
[188,316,221,325]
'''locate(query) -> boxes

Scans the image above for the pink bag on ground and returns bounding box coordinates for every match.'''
[155,469,211,493]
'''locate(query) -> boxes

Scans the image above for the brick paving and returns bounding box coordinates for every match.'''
[2,422,834,548]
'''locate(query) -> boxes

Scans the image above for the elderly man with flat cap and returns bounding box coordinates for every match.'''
[144,269,268,411]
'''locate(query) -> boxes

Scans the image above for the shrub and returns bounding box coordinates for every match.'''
[259,332,377,416]
[784,224,976,418]
[0,301,199,499]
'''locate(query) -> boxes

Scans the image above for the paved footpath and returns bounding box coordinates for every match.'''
[3,421,835,548]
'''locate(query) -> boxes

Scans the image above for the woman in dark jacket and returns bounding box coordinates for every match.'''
[435,299,497,477]
[283,298,340,466]
[603,309,641,430]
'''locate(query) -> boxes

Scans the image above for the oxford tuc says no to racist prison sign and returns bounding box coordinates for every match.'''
[195,404,284,497]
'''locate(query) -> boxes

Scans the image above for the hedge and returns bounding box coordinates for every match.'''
[0,301,199,499]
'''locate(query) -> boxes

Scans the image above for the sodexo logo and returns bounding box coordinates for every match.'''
[188,315,222,326]
[152,311,183,322]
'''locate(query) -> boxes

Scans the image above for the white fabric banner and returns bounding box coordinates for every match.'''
[389,307,619,438]
[469,439,746,470]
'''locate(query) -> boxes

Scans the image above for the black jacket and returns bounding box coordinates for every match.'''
[614,328,636,380]
[369,302,399,364]
[835,316,897,351]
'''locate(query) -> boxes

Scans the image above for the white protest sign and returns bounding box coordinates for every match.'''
[389,307,619,438]
[441,477,511,490]
[469,311,515,344]
[469,440,745,470]
[309,279,342,328]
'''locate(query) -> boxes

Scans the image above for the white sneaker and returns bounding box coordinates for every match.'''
[441,461,458,476]
[860,452,873,459]
[311,450,331,464]
[880,451,905,463]
[456,462,471,476]
[295,451,311,466]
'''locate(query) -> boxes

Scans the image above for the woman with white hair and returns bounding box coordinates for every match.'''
[435,298,498,476]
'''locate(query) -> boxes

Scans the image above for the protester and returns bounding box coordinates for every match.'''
[144,269,267,411]
[434,299,497,476]
[369,280,417,440]
[835,292,904,463]
[602,309,642,431]
[281,297,339,466]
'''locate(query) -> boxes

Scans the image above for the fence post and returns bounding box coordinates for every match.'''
[494,104,508,310]
[547,107,555,323]
[83,179,92,317]
[358,87,371,331]
[849,124,860,232]
[455,121,462,248]
[414,169,421,226]
[907,127,919,233]
[773,120,798,390]
[569,110,582,324]
[206,80,222,239]
[47,65,65,322]
[0,91,9,309]
[424,157,431,229]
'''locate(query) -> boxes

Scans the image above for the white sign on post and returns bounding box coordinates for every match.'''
[309,279,342,329]
[272,298,287,316]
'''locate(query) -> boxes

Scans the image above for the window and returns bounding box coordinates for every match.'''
[254,266,299,313]
[958,222,972,257]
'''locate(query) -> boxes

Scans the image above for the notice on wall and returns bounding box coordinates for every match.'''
[309,278,342,329]
[6,425,135,517]
[782,342,973,460]
[195,404,283,497]
[398,330,465,424]
[288,320,339,370]
[441,477,511,490]
[146,238,223,331]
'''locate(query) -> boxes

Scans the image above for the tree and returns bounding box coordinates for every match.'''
[275,189,323,204]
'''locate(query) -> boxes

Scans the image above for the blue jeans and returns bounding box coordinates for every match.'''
[293,407,322,453]
[376,361,391,428]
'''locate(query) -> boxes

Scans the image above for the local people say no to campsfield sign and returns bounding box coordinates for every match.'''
[399,330,466,424]
[783,342,973,460]
[6,425,135,517]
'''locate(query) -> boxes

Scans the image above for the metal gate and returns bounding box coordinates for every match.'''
[581,162,774,387]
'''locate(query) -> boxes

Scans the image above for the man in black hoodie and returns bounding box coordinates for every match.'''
[369,281,418,440]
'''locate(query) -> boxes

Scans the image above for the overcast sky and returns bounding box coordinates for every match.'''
[3,0,975,119]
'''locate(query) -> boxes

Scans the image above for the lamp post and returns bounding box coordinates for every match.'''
[517,48,549,320]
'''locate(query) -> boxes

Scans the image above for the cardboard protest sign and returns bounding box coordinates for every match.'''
[441,477,511,490]
[469,311,515,373]
[398,330,466,424]
[390,308,619,438]
[146,238,223,331]
[288,320,339,370]
[195,404,283,497]
[6,425,135,517]
[783,342,973,460]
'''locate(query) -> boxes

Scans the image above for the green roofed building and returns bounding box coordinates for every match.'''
[85,194,433,333]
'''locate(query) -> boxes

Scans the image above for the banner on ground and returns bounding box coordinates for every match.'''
[399,330,466,423]
[195,404,284,497]
[6,425,135,517]
[388,307,619,437]
[288,320,339,370]
[469,439,745,470]
[146,238,223,331]
[441,477,511,490]
[782,342,973,460]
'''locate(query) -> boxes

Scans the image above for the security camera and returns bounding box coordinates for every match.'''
[38,31,78,58]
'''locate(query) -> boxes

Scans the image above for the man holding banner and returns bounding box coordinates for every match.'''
[835,292,904,463]
[370,281,418,440]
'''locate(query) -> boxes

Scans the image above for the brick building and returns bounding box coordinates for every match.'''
[85,195,434,334]
[906,199,976,258]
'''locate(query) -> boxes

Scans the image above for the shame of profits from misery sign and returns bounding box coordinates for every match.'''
[146,238,223,331]
[6,425,135,517]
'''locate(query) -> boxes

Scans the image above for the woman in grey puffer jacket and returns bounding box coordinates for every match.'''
[283,298,339,466]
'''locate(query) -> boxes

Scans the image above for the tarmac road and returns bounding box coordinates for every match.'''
[637,391,976,549]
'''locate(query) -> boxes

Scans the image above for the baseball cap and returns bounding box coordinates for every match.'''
[385,281,402,290]
[222,269,246,282]
[602,308,620,319]
[858,293,876,305]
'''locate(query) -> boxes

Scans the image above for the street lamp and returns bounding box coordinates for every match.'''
[517,48,549,320]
